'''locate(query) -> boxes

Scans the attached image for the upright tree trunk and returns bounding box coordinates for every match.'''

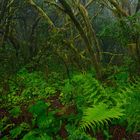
[59,0,103,79]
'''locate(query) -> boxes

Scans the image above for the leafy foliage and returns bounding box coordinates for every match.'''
[80,103,124,131]
[99,13,140,47]
[0,1,140,139]
[120,80,140,132]
[66,125,95,140]
[10,123,30,139]
[9,106,21,118]
[61,73,125,134]
[1,68,60,108]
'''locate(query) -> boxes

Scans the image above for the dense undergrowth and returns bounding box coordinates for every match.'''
[1,0,140,139]
[0,68,140,140]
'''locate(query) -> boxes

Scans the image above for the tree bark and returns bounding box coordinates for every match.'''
[59,0,102,79]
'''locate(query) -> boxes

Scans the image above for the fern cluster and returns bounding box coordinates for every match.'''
[1,70,140,139]
[62,74,124,132]
[80,103,123,131]
[119,79,140,132]
[1,69,61,108]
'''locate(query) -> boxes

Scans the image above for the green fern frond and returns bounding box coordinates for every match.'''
[80,103,124,131]
[120,79,140,132]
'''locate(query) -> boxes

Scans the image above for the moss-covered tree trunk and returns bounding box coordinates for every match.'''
[59,0,103,80]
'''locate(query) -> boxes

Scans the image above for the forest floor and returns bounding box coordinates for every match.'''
[1,92,140,140]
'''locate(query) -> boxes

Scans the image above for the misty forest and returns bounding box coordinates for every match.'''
[0,0,140,140]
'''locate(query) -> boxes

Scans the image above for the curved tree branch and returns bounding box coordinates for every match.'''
[27,0,55,27]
